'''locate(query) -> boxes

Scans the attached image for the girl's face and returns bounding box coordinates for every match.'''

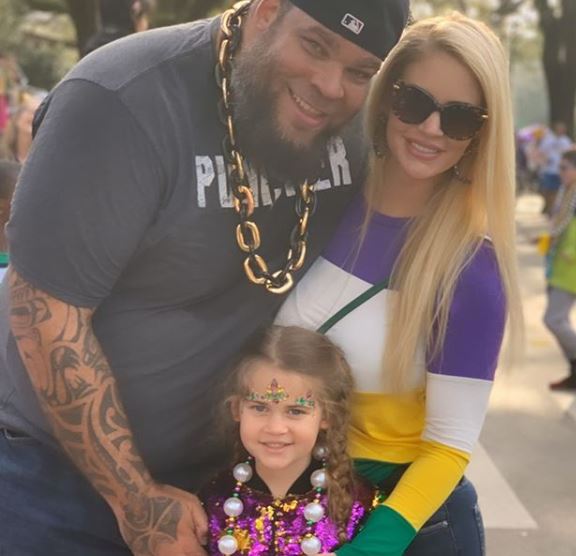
[235,362,327,480]
[560,158,576,186]
[385,50,484,185]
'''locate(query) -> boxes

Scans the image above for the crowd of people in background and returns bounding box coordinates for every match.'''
[516,121,574,212]
[517,122,576,391]
[0,51,47,164]
[0,1,156,164]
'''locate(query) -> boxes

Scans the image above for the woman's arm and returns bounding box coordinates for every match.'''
[336,243,506,556]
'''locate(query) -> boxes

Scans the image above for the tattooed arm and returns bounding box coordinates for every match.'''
[8,269,208,556]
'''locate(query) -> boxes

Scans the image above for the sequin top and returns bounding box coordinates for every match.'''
[200,465,376,555]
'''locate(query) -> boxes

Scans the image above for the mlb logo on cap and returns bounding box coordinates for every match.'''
[341,13,365,35]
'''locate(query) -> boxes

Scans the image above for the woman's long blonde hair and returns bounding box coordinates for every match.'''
[364,12,523,389]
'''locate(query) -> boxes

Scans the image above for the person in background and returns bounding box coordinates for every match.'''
[538,121,573,216]
[0,160,20,281]
[4,89,46,163]
[544,148,576,391]
[0,53,26,158]
[277,12,522,556]
[82,0,156,57]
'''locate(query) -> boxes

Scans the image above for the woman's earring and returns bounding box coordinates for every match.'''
[453,162,471,184]
[453,140,477,184]
[373,115,388,159]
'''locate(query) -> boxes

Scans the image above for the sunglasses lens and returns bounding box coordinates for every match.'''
[442,105,485,140]
[393,85,435,125]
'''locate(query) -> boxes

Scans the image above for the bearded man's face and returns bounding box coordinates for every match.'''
[230,4,380,184]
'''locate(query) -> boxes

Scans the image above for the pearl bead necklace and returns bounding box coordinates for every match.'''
[218,447,328,555]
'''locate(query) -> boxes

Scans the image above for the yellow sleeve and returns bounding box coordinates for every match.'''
[382,439,470,530]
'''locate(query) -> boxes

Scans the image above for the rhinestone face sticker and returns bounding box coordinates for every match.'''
[295,391,316,409]
[246,379,289,404]
[246,381,316,409]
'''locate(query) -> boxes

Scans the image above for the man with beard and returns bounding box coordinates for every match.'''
[0,1,409,555]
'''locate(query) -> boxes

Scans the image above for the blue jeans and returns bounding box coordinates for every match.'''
[405,477,485,556]
[0,428,130,556]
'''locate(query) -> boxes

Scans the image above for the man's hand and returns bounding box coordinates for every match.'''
[117,484,208,556]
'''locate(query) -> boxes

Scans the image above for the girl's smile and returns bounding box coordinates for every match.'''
[235,363,327,497]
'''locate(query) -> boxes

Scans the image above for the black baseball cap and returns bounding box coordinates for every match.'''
[290,0,410,59]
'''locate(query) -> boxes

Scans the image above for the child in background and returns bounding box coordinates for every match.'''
[544,148,576,391]
[200,326,376,555]
[0,160,20,280]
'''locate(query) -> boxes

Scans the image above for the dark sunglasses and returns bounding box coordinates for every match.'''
[391,81,488,141]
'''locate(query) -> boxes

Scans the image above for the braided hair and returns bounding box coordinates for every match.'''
[221,325,357,539]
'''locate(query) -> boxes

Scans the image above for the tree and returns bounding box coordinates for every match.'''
[415,0,576,136]
[153,0,227,27]
[64,0,98,54]
[23,0,226,54]
[534,0,576,137]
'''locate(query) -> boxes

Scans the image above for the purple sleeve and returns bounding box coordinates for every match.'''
[427,242,506,380]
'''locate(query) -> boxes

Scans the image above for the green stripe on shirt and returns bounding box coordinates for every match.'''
[336,504,416,556]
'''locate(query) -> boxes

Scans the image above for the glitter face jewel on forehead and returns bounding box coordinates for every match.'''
[246,381,317,408]
[295,391,316,409]
[246,379,289,404]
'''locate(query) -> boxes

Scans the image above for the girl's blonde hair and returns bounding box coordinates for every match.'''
[364,12,523,389]
[222,325,356,540]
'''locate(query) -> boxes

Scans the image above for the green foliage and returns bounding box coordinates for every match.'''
[17,42,68,90]
[153,0,228,26]
[24,0,67,12]
[0,0,70,89]
[0,0,25,52]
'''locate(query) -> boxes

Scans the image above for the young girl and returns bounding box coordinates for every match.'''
[200,325,376,555]
[544,147,576,391]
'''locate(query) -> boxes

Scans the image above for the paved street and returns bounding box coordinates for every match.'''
[466,194,576,556]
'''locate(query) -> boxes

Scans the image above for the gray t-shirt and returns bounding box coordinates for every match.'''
[0,17,364,489]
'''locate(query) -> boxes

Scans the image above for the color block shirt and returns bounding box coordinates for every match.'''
[275,194,506,554]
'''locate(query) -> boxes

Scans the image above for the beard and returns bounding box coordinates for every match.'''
[229,35,338,186]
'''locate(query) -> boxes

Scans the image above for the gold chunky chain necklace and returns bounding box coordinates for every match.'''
[216,1,317,295]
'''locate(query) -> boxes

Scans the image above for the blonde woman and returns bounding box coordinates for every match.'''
[277,12,522,556]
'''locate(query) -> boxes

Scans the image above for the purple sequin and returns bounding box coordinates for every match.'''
[201,471,375,555]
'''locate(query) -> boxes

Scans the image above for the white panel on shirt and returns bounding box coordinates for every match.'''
[424,372,493,454]
[275,257,425,393]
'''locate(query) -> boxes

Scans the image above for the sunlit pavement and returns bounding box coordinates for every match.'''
[466,193,576,556]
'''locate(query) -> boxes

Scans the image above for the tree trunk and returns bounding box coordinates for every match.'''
[535,0,576,138]
[64,0,98,54]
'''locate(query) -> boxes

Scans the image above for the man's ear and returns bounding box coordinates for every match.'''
[251,0,283,32]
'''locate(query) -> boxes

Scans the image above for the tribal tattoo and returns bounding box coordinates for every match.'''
[8,270,188,553]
